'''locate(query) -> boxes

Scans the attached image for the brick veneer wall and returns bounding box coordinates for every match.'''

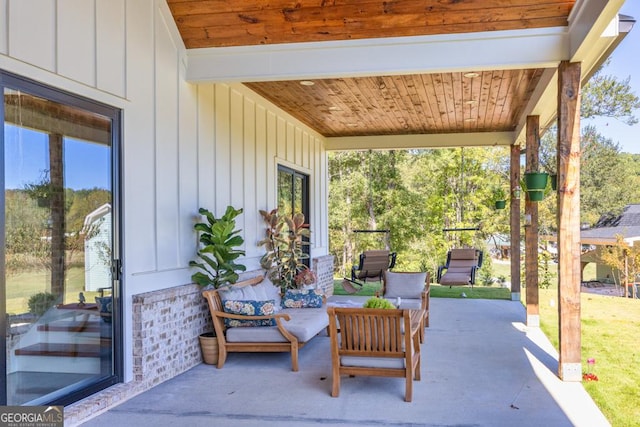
[131,283,211,385]
[313,255,335,297]
[65,283,211,426]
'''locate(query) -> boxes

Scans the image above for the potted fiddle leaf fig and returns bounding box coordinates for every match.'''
[190,205,247,365]
[190,206,246,290]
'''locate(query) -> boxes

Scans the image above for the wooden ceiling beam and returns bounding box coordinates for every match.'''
[168,0,573,48]
[324,132,514,151]
[4,94,111,145]
[186,27,567,83]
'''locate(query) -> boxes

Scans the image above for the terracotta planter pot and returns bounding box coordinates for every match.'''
[199,332,219,365]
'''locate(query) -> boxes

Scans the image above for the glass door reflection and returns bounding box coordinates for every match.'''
[3,88,114,404]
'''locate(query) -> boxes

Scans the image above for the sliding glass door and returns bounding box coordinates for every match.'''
[1,72,121,405]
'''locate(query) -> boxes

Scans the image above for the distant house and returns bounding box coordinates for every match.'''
[83,204,112,292]
[578,204,640,282]
[487,234,512,259]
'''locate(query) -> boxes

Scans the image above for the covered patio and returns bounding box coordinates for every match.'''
[172,0,632,383]
[74,296,608,427]
[0,0,633,420]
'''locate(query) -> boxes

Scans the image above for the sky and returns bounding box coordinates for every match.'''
[4,125,110,191]
[585,1,640,154]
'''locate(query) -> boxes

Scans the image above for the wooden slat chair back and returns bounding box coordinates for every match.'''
[437,248,483,288]
[351,250,397,282]
[327,307,421,402]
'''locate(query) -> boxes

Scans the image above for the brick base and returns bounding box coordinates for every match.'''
[65,283,210,426]
[313,255,335,297]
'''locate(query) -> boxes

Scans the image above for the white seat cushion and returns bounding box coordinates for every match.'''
[341,356,405,369]
[384,271,426,298]
[226,307,328,343]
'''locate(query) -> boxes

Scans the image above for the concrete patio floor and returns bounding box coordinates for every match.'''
[77,297,610,427]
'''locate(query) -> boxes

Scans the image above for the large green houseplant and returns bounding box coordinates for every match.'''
[190,206,246,289]
[190,206,246,365]
[258,208,311,292]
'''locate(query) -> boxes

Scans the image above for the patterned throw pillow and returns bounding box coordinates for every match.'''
[281,289,324,308]
[95,296,112,323]
[222,299,277,327]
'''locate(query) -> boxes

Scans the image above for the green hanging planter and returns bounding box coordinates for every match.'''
[550,174,557,191]
[494,200,506,210]
[524,172,549,190]
[527,190,545,202]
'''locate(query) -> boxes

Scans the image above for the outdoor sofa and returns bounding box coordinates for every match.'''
[202,275,329,371]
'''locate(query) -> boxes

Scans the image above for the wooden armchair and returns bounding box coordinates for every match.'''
[202,276,301,371]
[327,307,422,402]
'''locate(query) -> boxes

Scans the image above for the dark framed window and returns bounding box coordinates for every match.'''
[277,165,310,265]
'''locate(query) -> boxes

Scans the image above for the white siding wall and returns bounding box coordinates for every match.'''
[0,0,329,382]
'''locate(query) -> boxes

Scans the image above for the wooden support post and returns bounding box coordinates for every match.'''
[49,133,65,298]
[557,61,582,381]
[525,115,540,326]
[510,144,521,301]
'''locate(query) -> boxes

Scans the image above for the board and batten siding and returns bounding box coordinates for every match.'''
[0,0,329,381]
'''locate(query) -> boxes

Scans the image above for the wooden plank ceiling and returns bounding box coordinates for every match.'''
[245,70,545,137]
[167,0,576,139]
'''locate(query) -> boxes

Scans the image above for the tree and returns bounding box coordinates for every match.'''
[328,63,640,282]
[581,61,640,125]
[329,146,510,278]
[600,235,640,298]
[538,62,640,229]
[579,126,635,224]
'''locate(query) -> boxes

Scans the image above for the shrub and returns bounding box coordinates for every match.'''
[363,297,396,309]
[28,292,57,316]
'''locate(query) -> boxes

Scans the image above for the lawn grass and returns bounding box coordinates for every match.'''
[332,279,383,296]
[6,266,94,315]
[536,288,640,427]
[332,279,510,299]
